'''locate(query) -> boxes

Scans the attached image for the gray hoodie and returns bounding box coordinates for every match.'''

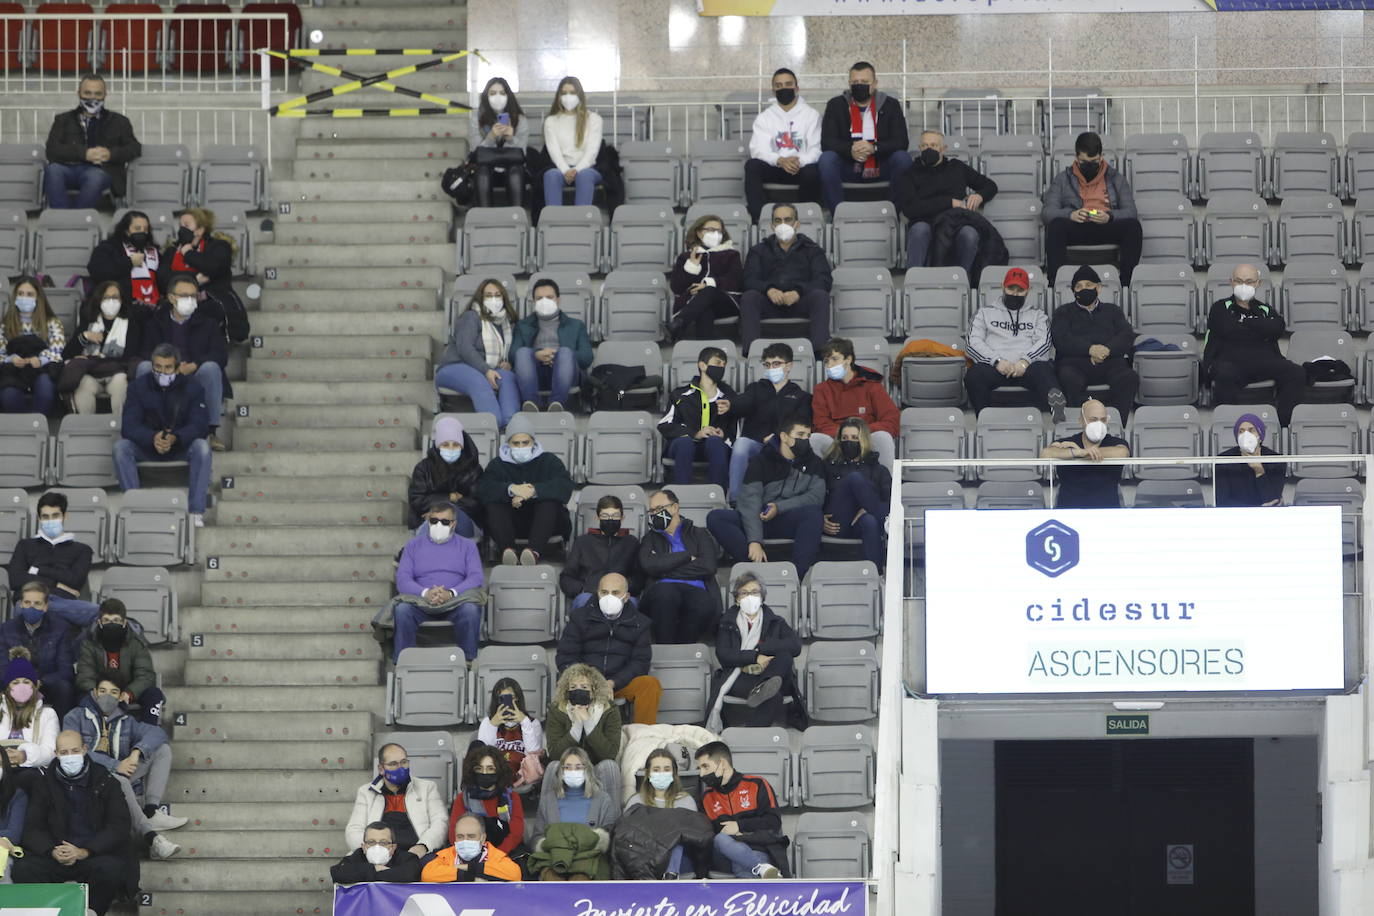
[965,297,1053,366]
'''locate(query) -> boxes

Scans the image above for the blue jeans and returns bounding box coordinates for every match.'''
[113,437,212,513]
[136,361,223,426]
[47,593,101,629]
[817,149,913,213]
[667,843,687,877]
[542,166,602,207]
[826,471,889,569]
[392,600,480,662]
[712,832,770,878]
[0,373,55,414]
[728,437,764,503]
[707,504,824,578]
[43,162,111,209]
[434,362,520,428]
[906,220,979,273]
[513,346,577,407]
[665,435,730,489]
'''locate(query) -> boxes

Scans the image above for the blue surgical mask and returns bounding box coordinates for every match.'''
[454,839,482,861]
[825,363,846,381]
[58,753,86,776]
[764,366,785,385]
[39,519,63,539]
[384,766,410,788]
[510,446,534,464]
[438,447,462,464]
[648,771,674,791]
[18,606,43,627]
[14,297,36,315]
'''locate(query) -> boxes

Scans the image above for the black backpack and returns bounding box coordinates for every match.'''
[441,162,477,208]
[207,286,251,343]
[587,363,661,410]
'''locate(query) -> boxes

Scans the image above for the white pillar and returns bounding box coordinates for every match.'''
[1318,691,1371,916]
[894,697,940,916]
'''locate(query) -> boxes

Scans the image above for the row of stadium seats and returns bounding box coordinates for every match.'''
[0,485,194,566]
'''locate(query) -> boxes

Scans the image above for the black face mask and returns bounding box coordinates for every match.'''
[704,364,726,384]
[839,440,861,460]
[1074,288,1098,307]
[176,226,195,246]
[648,509,672,531]
[96,622,125,652]
[127,232,150,249]
[919,147,940,167]
[1077,160,1101,181]
[1003,293,1026,310]
[774,87,796,106]
[700,771,723,790]
[471,773,498,794]
[567,688,593,707]
[789,439,812,460]
[849,83,871,104]
[598,518,621,537]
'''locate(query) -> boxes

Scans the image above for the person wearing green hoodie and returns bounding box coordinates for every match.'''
[477,431,574,565]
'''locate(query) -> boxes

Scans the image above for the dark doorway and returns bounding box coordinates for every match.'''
[995,738,1255,916]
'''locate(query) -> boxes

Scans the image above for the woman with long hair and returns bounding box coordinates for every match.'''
[541,76,604,207]
[434,278,522,427]
[470,76,529,208]
[448,743,525,856]
[525,746,621,880]
[88,209,161,309]
[476,677,545,791]
[0,278,65,414]
[59,279,139,416]
[668,214,742,341]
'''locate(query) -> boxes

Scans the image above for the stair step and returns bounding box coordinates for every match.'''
[215,475,409,502]
[214,450,423,476]
[185,658,382,686]
[257,289,443,313]
[255,242,453,269]
[298,118,467,141]
[274,198,451,222]
[235,402,422,428]
[174,739,371,771]
[177,711,373,743]
[143,856,336,893]
[296,137,467,160]
[290,158,455,182]
[175,801,354,831]
[181,606,380,636]
[164,828,353,860]
[144,889,330,916]
[314,29,466,51]
[243,357,430,383]
[196,581,393,609]
[173,684,385,713]
[229,381,435,407]
[274,178,448,204]
[252,311,445,337]
[261,264,444,290]
[168,768,371,802]
[269,221,451,246]
[202,555,398,583]
[186,632,380,659]
[214,500,405,527]
[228,426,420,452]
[299,73,467,97]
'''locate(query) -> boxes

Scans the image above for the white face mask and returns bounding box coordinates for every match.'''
[773,222,795,243]
[1084,420,1108,444]
[533,297,559,318]
[562,768,586,789]
[58,754,85,776]
[560,93,580,112]
[739,594,763,617]
[483,296,506,317]
[598,594,624,619]
[1232,283,1257,302]
[1238,431,1260,454]
[700,230,723,249]
[174,296,198,318]
[99,298,121,319]
[428,521,454,544]
[488,92,508,113]
[510,445,534,463]
[364,844,392,866]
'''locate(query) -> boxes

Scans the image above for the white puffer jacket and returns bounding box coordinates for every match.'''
[345,774,449,852]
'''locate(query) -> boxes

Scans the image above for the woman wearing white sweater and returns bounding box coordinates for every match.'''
[542,76,604,207]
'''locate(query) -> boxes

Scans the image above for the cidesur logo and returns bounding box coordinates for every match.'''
[1026,519,1079,578]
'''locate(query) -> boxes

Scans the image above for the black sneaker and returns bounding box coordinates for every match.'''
[746,676,783,708]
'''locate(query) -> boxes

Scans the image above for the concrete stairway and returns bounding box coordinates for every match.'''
[138,5,468,913]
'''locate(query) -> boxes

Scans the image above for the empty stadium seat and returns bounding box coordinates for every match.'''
[747,338,816,388]
[432,412,499,463]
[667,339,741,393]
[940,89,1007,139]
[0,414,49,488]
[1288,403,1362,478]
[1132,479,1208,508]
[1042,89,1108,140]
[1133,333,1200,406]
[668,483,727,529]
[721,726,795,807]
[54,414,118,487]
[1129,405,1204,480]
[609,204,678,271]
[688,139,748,204]
[1197,132,1267,198]
[898,268,969,407]
[1201,193,1271,267]
[534,206,604,273]
[371,730,458,801]
[1286,329,1359,403]
[474,646,550,721]
[460,207,531,274]
[573,485,647,537]
[596,269,670,342]
[34,208,101,286]
[1208,404,1280,456]
[1280,258,1350,330]
[1356,263,1374,332]
[798,725,875,809]
[793,812,872,878]
[588,340,663,410]
[975,134,1043,198]
[170,3,234,76]
[804,561,880,639]
[101,4,164,75]
[113,489,191,566]
[1123,133,1192,200]
[974,406,1044,481]
[1347,134,1374,200]
[900,481,964,556]
[35,3,97,74]
[1129,263,1199,334]
[831,201,899,268]
[1293,478,1362,558]
[723,561,802,632]
[848,336,893,396]
[974,481,1047,509]
[980,196,1041,263]
[53,487,109,562]
[96,566,176,645]
[239,2,302,74]
[0,144,44,209]
[899,407,967,482]
[1136,196,1198,266]
[386,647,468,727]
[803,640,879,723]
[0,208,26,276]
[1352,198,1374,266]
[1276,195,1346,265]
[125,144,192,210]
[582,411,659,485]
[618,141,683,205]
[648,643,712,725]
[485,565,561,644]
[1271,131,1341,199]
[830,266,893,338]
[196,145,264,212]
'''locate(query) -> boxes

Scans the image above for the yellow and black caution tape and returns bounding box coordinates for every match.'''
[265,48,483,117]
[276,107,471,118]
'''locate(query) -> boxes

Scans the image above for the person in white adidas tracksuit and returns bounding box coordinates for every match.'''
[963,266,1067,419]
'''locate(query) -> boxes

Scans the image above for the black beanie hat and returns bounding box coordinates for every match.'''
[1072,264,1100,286]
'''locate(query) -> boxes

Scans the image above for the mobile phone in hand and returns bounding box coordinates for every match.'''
[498,112,510,126]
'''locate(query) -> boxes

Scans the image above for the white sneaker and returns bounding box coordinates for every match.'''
[751,863,781,879]
[150,833,181,859]
[191,513,205,528]
[146,807,188,831]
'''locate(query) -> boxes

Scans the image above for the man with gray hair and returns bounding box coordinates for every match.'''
[113,341,212,526]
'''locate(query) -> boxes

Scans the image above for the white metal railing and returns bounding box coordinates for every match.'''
[0,104,267,163]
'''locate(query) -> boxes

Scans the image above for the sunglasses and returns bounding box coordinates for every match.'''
[428,518,455,527]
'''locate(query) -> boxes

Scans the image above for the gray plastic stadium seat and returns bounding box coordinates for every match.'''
[0,208,27,276]
[574,485,647,537]
[1132,480,1207,508]
[830,267,893,338]
[1129,263,1199,334]
[760,202,826,249]
[588,340,663,409]
[96,566,175,645]
[794,812,871,878]
[668,484,727,529]
[1357,263,1374,332]
[722,561,801,632]
[461,207,531,274]
[975,481,1046,509]
[445,274,517,328]
[798,724,875,809]
[486,565,561,644]
[0,414,49,488]
[1042,89,1108,139]
[1136,196,1198,266]
[1347,134,1374,200]
[475,646,551,722]
[52,487,110,563]
[1208,404,1280,457]
[848,337,892,394]
[668,339,741,393]
[974,406,1044,482]
[747,338,815,388]
[1197,132,1267,198]
[432,413,499,463]
[648,643,712,725]
[804,641,879,723]
[582,411,659,485]
[900,481,964,557]
[688,139,748,204]
[1133,333,1200,406]
[609,204,678,271]
[1293,478,1362,558]
[125,144,192,210]
[524,271,595,325]
[1129,405,1203,480]
[975,134,1043,199]
[1123,133,1192,200]
[0,144,44,209]
[1353,199,1374,267]
[534,207,605,273]
[1276,196,1345,265]
[831,201,897,268]
[212,210,252,275]
[1202,193,1271,267]
[1052,263,1120,306]
[981,196,1041,263]
[804,561,880,640]
[54,414,119,487]
[1279,259,1350,330]
[619,141,683,205]
[386,647,468,727]
[505,412,579,473]
[683,201,752,253]
[34,209,102,286]
[599,269,671,340]
[1271,131,1341,199]
[1202,263,1274,315]
[898,268,970,407]
[1288,403,1362,479]
[43,288,81,337]
[900,408,967,482]
[720,726,795,807]
[195,145,266,212]
[940,89,1007,139]
[371,731,458,801]
[113,490,191,566]
[0,490,30,572]
[1286,329,1358,402]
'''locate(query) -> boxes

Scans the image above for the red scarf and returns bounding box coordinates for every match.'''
[125,243,159,305]
[848,99,880,178]
[171,237,203,274]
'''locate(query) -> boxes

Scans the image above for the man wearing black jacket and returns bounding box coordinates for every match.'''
[1049,265,1139,420]
[817,62,913,213]
[740,204,833,353]
[137,274,228,451]
[659,346,736,490]
[43,74,141,209]
[560,496,643,609]
[695,741,788,879]
[897,130,999,272]
[639,490,721,645]
[727,342,811,502]
[1203,263,1305,426]
[7,491,100,629]
[555,573,660,724]
[331,822,423,885]
[14,730,136,915]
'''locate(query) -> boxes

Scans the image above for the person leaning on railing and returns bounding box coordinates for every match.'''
[1040,397,1131,509]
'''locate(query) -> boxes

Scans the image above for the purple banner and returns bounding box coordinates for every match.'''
[334,880,867,916]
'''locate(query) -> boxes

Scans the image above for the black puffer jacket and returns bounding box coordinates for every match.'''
[407,435,484,526]
[555,601,653,687]
[611,803,715,879]
[560,528,644,598]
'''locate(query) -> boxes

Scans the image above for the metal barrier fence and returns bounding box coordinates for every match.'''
[0,104,266,163]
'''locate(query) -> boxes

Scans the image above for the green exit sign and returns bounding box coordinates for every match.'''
[1107,714,1150,735]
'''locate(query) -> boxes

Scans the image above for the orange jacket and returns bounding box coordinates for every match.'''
[420,842,521,883]
[811,365,900,437]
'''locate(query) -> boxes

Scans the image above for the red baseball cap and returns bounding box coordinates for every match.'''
[1003,267,1030,290]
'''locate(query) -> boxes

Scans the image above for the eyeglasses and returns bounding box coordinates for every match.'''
[736,590,763,599]
[362,839,394,847]
[382,759,410,768]
[427,518,455,527]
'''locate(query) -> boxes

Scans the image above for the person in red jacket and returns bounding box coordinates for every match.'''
[810,337,899,468]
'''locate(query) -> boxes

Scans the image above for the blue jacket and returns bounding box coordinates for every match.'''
[63,694,168,772]
[121,370,210,451]
[0,615,75,692]
[510,311,594,371]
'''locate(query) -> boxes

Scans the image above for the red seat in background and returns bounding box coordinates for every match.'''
[102,3,163,75]
[170,2,232,76]
[0,3,24,76]
[240,2,301,75]
[34,2,96,74]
